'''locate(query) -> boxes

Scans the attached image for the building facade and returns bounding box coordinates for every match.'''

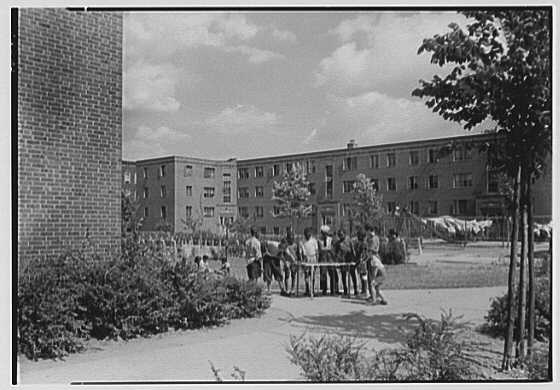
[18,9,123,265]
[127,156,238,234]
[236,134,552,235]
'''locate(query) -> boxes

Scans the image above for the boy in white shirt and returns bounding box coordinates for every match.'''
[299,227,319,297]
[245,227,263,281]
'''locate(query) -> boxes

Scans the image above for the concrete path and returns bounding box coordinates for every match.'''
[19,286,506,384]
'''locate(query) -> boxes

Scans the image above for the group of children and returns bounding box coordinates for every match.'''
[244,224,388,305]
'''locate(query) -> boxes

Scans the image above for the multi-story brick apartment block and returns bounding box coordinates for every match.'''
[122,160,137,200]
[236,134,552,235]
[18,9,123,265]
[128,156,238,234]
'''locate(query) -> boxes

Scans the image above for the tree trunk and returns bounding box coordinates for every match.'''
[527,174,535,357]
[516,166,528,362]
[502,163,521,370]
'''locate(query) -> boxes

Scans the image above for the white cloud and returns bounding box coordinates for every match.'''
[327,91,477,144]
[125,13,282,64]
[123,125,192,160]
[315,12,468,96]
[205,105,279,134]
[271,27,298,43]
[124,61,186,112]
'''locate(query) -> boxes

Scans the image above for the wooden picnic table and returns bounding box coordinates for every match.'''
[295,262,357,298]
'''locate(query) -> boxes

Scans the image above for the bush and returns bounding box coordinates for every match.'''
[18,245,270,360]
[484,276,551,342]
[287,310,487,381]
[525,343,550,380]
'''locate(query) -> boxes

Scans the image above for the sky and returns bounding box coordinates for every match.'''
[122,11,491,161]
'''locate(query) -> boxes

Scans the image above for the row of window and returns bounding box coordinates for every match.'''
[138,165,229,180]
[144,205,218,220]
[141,182,232,203]
[238,148,473,180]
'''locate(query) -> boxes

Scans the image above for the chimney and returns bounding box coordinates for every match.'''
[347,139,357,149]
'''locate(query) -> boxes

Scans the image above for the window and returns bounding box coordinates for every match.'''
[427,201,438,215]
[186,186,192,197]
[342,204,353,217]
[273,164,281,176]
[134,172,137,184]
[220,216,234,226]
[184,165,192,177]
[223,172,231,178]
[428,175,439,189]
[273,226,280,235]
[371,178,379,191]
[343,180,355,193]
[143,187,149,199]
[409,151,419,166]
[144,207,149,217]
[286,162,293,173]
[255,166,264,177]
[255,186,264,198]
[487,171,500,193]
[223,181,231,203]
[124,171,131,184]
[273,206,281,216]
[387,153,396,167]
[238,168,249,179]
[260,226,267,235]
[325,165,333,198]
[427,149,439,163]
[204,167,215,179]
[203,207,215,217]
[203,187,215,198]
[322,214,334,226]
[343,156,357,171]
[159,165,166,177]
[408,176,418,190]
[161,206,167,220]
[453,199,469,215]
[238,187,249,199]
[409,200,419,215]
[370,154,379,169]
[453,173,473,188]
[185,206,192,218]
[453,147,472,161]
[306,160,316,174]
[160,185,166,198]
[387,177,396,191]
[239,207,249,218]
[255,206,264,218]
[386,202,396,214]
[308,182,316,195]
[143,167,148,179]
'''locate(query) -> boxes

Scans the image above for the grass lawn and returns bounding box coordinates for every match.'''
[205,248,510,292]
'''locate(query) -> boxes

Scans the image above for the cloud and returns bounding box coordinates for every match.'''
[271,27,298,43]
[224,45,284,64]
[205,105,279,134]
[123,125,192,160]
[315,12,468,97]
[125,13,282,64]
[124,61,186,112]
[302,128,318,145]
[327,91,481,144]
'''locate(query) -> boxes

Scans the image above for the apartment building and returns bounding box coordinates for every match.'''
[127,156,237,234]
[236,134,552,235]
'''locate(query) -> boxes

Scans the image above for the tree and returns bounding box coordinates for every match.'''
[412,9,551,369]
[271,162,312,233]
[121,190,143,238]
[181,214,203,236]
[229,215,256,236]
[347,173,384,230]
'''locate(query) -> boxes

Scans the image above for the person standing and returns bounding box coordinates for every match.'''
[299,227,319,296]
[364,223,387,304]
[335,229,359,297]
[280,227,299,295]
[245,227,263,281]
[318,225,338,295]
[353,228,369,297]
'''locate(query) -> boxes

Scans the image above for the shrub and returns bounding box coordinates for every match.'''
[525,343,550,380]
[18,245,270,360]
[287,310,487,381]
[484,276,551,342]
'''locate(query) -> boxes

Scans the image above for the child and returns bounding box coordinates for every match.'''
[220,257,231,276]
[299,227,319,297]
[370,253,388,305]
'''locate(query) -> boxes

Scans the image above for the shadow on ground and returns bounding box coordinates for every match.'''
[283,310,420,345]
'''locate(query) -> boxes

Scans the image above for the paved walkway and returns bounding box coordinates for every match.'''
[19,286,506,384]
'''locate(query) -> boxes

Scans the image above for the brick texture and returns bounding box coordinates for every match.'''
[18,9,123,265]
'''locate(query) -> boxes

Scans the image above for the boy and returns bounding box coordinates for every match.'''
[335,229,359,297]
[318,225,339,295]
[299,227,319,297]
[220,256,231,276]
[245,227,263,281]
[365,224,387,305]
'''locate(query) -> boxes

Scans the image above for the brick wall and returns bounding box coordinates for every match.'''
[18,9,123,265]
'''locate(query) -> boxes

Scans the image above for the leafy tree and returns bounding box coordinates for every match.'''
[271,162,312,233]
[181,214,203,236]
[412,9,551,369]
[229,215,256,236]
[347,173,384,230]
[121,191,143,238]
